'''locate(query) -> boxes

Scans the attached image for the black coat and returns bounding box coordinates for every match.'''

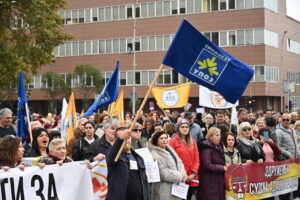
[84,135,112,161]
[106,138,150,200]
[72,135,98,161]
[237,137,265,163]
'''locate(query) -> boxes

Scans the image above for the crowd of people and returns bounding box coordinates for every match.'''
[0,106,300,200]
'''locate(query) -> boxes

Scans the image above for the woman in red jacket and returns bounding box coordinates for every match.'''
[169,119,200,200]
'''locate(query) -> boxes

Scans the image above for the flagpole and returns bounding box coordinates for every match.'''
[25,103,33,143]
[114,64,164,162]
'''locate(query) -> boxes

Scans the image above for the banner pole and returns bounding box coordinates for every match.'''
[114,64,164,162]
[25,103,33,143]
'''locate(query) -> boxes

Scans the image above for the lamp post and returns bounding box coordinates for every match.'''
[132,0,138,116]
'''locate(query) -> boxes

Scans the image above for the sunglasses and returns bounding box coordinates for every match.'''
[242,128,252,132]
[132,129,142,132]
[282,119,290,122]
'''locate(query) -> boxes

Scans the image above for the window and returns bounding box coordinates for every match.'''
[187,0,194,13]
[79,41,84,55]
[99,40,105,53]
[135,38,140,51]
[113,6,119,20]
[127,38,133,53]
[120,6,126,19]
[99,8,105,21]
[229,0,235,9]
[79,10,84,23]
[72,10,78,24]
[254,29,264,44]
[245,0,253,9]
[172,0,178,14]
[237,0,244,9]
[66,42,72,56]
[158,72,164,84]
[229,31,236,45]
[149,36,155,51]
[164,35,171,49]
[156,2,163,16]
[120,72,126,85]
[204,32,211,40]
[105,7,112,21]
[135,71,141,84]
[113,39,120,53]
[141,37,148,51]
[72,42,78,56]
[195,0,202,12]
[142,71,149,85]
[156,36,163,50]
[164,70,171,84]
[163,1,171,16]
[92,8,98,22]
[220,31,227,46]
[203,0,211,12]
[254,66,264,82]
[211,0,218,11]
[148,3,155,17]
[60,12,66,24]
[211,32,219,45]
[86,41,92,54]
[172,70,179,83]
[135,4,140,18]
[106,39,112,53]
[265,66,278,82]
[120,38,126,52]
[220,0,227,10]
[66,11,71,24]
[59,44,65,57]
[85,9,91,22]
[127,5,133,18]
[237,30,245,45]
[127,71,133,85]
[180,0,186,14]
[254,0,263,8]
[92,40,99,54]
[141,3,148,17]
[245,29,253,45]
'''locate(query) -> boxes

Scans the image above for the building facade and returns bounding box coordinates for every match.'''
[26,0,300,114]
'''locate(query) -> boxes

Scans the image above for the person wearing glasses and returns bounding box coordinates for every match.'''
[72,121,98,161]
[236,122,265,164]
[85,119,119,162]
[169,119,200,200]
[131,123,147,150]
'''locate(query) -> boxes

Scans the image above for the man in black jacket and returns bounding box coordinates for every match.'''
[106,127,150,200]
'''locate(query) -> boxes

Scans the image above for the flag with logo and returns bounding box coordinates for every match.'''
[108,90,124,126]
[17,71,28,139]
[64,92,77,144]
[151,82,192,108]
[83,61,120,117]
[162,19,254,104]
[199,85,238,109]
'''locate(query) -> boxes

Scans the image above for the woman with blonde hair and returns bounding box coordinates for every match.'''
[253,117,266,136]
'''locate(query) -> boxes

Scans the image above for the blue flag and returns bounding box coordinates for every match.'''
[17,71,28,139]
[83,61,120,117]
[162,19,254,104]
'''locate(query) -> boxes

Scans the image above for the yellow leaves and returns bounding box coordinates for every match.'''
[197,57,219,76]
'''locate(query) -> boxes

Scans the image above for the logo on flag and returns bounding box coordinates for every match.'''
[161,90,179,107]
[211,93,228,107]
[97,91,111,106]
[190,48,229,85]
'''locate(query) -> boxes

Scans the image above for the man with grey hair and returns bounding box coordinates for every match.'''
[0,108,16,138]
[85,118,120,161]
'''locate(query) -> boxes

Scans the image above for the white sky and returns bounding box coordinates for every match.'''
[286,0,300,21]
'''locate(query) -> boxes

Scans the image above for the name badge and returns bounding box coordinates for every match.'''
[129,160,138,170]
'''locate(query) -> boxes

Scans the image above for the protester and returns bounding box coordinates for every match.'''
[257,128,281,162]
[153,121,164,133]
[237,108,248,124]
[106,127,150,200]
[265,117,278,143]
[72,121,98,161]
[201,113,214,138]
[224,133,241,164]
[0,135,24,170]
[253,117,266,136]
[0,108,16,138]
[151,131,186,200]
[142,118,155,139]
[163,122,176,138]
[214,110,237,135]
[215,124,230,144]
[25,127,49,157]
[236,122,265,163]
[169,120,200,200]
[94,113,110,138]
[149,111,160,122]
[184,112,203,143]
[48,130,61,142]
[197,127,227,200]
[131,123,147,149]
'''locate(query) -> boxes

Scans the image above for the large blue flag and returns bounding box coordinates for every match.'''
[83,61,120,117]
[162,19,254,104]
[17,71,28,139]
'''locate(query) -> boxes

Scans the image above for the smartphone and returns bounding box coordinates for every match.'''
[263,131,269,140]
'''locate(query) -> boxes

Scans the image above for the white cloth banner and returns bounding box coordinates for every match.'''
[0,162,93,200]
[60,98,68,141]
[91,160,108,200]
[230,106,238,125]
[199,86,239,109]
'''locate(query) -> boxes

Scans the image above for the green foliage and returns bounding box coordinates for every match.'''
[0,0,73,92]
[71,64,103,110]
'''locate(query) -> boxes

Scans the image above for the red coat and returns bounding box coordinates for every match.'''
[169,135,200,187]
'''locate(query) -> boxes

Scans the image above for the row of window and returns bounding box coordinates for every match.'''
[251,66,279,82]
[287,39,300,55]
[59,0,278,25]
[54,28,278,57]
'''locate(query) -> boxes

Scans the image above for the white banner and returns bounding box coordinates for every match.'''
[0,162,93,200]
[199,86,239,109]
[91,160,108,200]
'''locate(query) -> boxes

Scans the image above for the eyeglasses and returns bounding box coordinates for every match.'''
[282,119,290,122]
[180,126,189,129]
[242,128,252,132]
[132,129,142,132]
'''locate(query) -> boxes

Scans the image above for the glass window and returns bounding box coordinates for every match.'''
[135,38,140,51]
[163,1,171,16]
[158,71,164,84]
[85,9,91,22]
[211,0,218,11]
[211,32,219,45]
[54,46,59,57]
[245,0,253,8]
[220,0,227,10]
[35,75,42,88]
[141,71,148,85]
[113,39,120,53]
[187,0,194,13]
[164,35,171,49]
[79,41,84,55]
[164,70,171,84]
[180,0,186,14]
[66,42,72,56]
[148,3,155,17]
[229,0,235,9]
[92,40,99,54]
[59,44,66,57]
[195,0,202,12]
[254,0,263,8]
[72,10,78,24]
[204,32,211,40]
[254,66,265,82]
[86,41,92,54]
[106,39,112,53]
[127,71,133,85]
[220,31,227,46]
[105,7,112,21]
[245,29,253,45]
[66,11,72,24]
[72,42,78,56]
[172,0,178,14]
[237,30,245,45]
[149,36,155,51]
[60,11,66,25]
[99,40,105,53]
[120,6,126,19]
[120,72,126,85]
[120,38,126,52]
[79,10,84,23]
[172,70,179,83]
[149,71,155,84]
[254,29,264,44]
[203,0,210,12]
[92,8,98,22]
[141,37,148,51]
[141,3,148,18]
[135,4,140,18]
[156,2,163,16]
[135,72,141,84]
[156,36,163,50]
[113,6,119,20]
[127,5,133,18]
[99,8,105,21]
[127,38,133,53]
[237,0,244,9]
[229,31,236,46]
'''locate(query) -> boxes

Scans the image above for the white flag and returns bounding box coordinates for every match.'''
[60,98,68,141]
[231,106,238,125]
[199,86,239,109]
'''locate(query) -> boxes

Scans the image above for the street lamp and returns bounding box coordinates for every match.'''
[131,0,138,116]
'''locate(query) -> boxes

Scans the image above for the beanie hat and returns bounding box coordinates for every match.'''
[176,119,189,132]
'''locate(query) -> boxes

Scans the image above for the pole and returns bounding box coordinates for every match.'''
[114,64,164,162]
[132,0,137,116]
[25,103,32,143]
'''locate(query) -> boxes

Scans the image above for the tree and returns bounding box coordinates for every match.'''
[0,0,72,93]
[71,64,103,110]
[42,71,71,114]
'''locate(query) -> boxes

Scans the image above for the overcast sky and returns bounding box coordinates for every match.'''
[286,0,300,21]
